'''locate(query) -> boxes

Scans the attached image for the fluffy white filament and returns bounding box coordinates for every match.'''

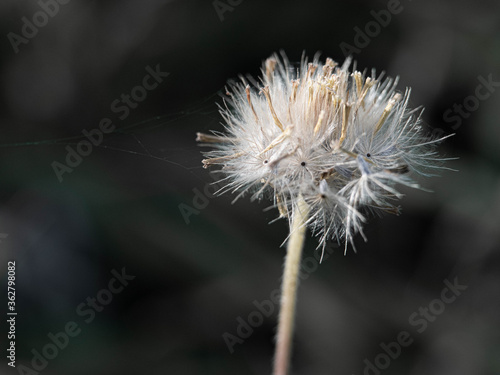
[198,52,447,254]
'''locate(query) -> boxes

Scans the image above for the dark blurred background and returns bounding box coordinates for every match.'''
[0,0,499,374]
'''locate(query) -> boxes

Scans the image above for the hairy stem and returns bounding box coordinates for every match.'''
[273,194,310,375]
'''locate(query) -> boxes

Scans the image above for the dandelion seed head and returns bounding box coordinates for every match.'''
[198,52,447,253]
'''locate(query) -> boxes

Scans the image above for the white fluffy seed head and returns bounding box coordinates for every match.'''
[197,52,447,254]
